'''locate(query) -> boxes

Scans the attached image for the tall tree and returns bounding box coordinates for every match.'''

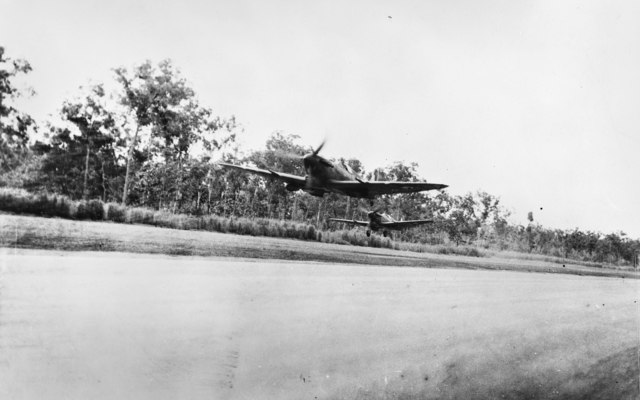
[0,46,36,173]
[246,132,309,219]
[115,59,235,206]
[61,85,119,199]
[114,62,156,205]
[34,84,122,200]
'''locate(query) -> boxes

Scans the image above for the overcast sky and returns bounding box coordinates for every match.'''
[2,0,639,237]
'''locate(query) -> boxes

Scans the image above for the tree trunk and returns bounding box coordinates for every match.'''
[291,195,298,221]
[100,157,107,202]
[344,197,350,219]
[267,190,273,219]
[175,154,184,211]
[122,125,140,205]
[83,142,90,200]
[208,182,212,214]
[316,198,324,228]
[281,194,288,220]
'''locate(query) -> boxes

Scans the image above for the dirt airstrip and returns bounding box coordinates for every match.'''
[1,250,638,399]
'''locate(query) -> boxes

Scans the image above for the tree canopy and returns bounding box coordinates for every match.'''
[0,46,36,173]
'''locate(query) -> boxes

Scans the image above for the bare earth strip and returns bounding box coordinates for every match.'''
[0,250,638,399]
[1,214,638,279]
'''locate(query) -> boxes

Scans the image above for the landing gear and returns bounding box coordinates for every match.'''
[383,230,388,238]
[366,229,371,237]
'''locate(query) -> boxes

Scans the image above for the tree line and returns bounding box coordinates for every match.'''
[1,46,638,266]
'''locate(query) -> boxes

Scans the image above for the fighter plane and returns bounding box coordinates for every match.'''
[328,208,434,238]
[217,142,448,204]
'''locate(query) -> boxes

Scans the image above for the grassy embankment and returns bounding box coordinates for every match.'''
[0,188,483,254]
[1,188,637,277]
[2,213,639,279]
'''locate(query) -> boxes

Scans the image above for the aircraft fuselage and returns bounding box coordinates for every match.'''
[367,212,394,231]
[302,154,367,198]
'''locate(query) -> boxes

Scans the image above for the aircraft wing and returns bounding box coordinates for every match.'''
[380,219,434,229]
[328,218,369,227]
[329,180,448,196]
[217,163,306,187]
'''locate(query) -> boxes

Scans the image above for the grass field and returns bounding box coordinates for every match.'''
[1,213,638,279]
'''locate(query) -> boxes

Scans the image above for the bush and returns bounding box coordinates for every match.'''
[106,203,126,223]
[0,189,78,219]
[88,200,105,220]
[76,199,104,220]
[306,225,316,241]
[467,247,482,257]
[52,195,74,219]
[126,207,155,225]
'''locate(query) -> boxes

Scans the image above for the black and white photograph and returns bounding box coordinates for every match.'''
[1,1,639,399]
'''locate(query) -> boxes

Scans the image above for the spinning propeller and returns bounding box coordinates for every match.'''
[272,140,333,168]
[359,205,384,219]
[305,140,333,168]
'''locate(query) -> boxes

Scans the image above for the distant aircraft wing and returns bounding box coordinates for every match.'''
[380,219,434,230]
[217,163,306,187]
[328,218,369,227]
[328,180,448,196]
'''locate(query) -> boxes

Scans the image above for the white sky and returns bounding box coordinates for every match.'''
[2,0,639,237]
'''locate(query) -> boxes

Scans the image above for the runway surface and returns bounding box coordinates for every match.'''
[1,250,638,399]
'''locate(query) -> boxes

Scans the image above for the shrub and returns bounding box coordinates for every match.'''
[126,207,155,225]
[75,199,104,220]
[75,201,86,219]
[467,247,482,257]
[203,215,222,232]
[151,211,176,228]
[35,194,53,216]
[306,225,316,241]
[87,200,104,220]
[106,203,126,223]
[52,195,74,219]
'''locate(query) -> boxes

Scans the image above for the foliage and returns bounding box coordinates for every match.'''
[113,60,236,205]
[105,202,126,222]
[0,188,74,218]
[76,199,105,220]
[30,84,125,201]
[0,46,36,173]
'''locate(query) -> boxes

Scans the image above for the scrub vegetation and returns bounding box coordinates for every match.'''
[2,213,638,279]
[1,47,638,268]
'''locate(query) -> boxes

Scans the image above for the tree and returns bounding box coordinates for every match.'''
[245,132,309,219]
[526,211,535,252]
[34,84,123,201]
[0,46,36,173]
[61,85,120,199]
[114,59,236,206]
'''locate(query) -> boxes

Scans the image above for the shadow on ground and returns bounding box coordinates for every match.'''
[329,346,639,400]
